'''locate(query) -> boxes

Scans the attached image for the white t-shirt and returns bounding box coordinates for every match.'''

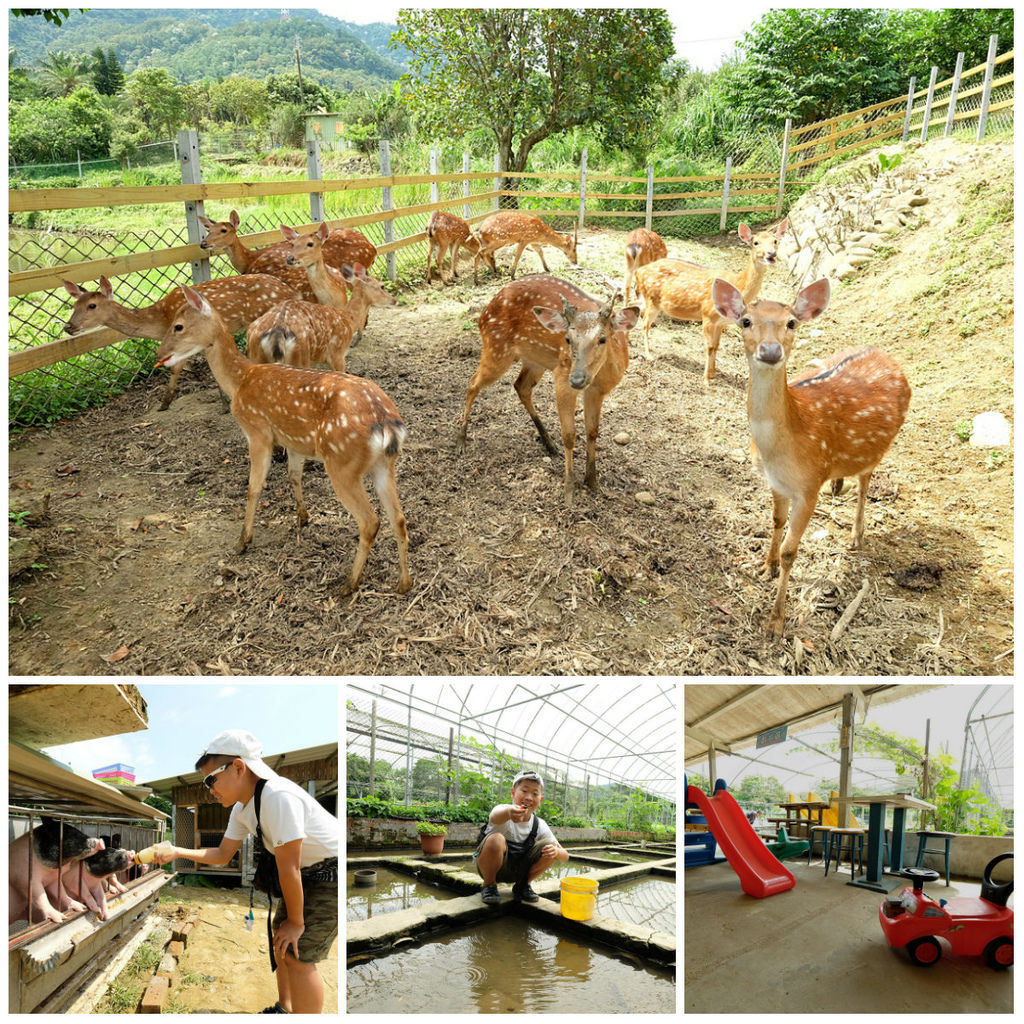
[474,805,557,857]
[224,774,338,868]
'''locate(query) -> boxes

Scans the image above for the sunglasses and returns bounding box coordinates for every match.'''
[203,763,232,790]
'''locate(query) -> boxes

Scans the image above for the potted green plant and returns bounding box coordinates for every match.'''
[416,821,447,855]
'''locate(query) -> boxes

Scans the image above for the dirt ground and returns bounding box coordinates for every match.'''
[8,136,1012,676]
[154,886,338,1013]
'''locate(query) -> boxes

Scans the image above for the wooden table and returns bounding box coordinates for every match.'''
[776,800,830,838]
[846,792,937,893]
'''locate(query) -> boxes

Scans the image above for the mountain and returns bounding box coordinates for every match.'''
[7,9,406,91]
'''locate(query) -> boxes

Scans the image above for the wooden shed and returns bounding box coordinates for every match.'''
[143,741,338,883]
[8,684,173,1014]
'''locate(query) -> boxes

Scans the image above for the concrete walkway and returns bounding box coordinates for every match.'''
[685,858,1012,1013]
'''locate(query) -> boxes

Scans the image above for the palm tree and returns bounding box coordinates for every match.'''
[36,50,95,97]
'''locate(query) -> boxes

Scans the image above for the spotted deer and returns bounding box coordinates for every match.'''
[623,228,667,302]
[634,219,788,373]
[63,274,299,410]
[712,276,911,637]
[246,262,394,372]
[473,212,579,283]
[425,210,495,284]
[155,286,411,595]
[198,211,377,301]
[457,276,639,503]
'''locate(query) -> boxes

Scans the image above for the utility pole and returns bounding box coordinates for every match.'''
[294,35,305,105]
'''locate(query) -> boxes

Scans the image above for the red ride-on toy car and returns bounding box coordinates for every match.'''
[879,852,1013,969]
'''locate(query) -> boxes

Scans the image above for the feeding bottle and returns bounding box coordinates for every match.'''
[134,840,174,865]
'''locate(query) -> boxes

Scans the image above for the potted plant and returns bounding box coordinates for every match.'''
[416,821,447,855]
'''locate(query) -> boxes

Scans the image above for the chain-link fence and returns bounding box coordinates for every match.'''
[8,141,177,183]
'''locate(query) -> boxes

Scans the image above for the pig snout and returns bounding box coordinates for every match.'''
[84,848,130,876]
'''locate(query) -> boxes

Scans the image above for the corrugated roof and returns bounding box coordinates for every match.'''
[685,684,940,765]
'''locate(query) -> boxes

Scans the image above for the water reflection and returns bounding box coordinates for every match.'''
[346,866,458,921]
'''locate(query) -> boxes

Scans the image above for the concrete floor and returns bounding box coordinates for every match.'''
[685,858,1012,1013]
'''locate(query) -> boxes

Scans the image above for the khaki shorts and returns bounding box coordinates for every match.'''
[272,869,338,964]
[474,833,546,883]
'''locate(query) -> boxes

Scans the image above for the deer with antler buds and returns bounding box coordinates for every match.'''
[473,212,579,283]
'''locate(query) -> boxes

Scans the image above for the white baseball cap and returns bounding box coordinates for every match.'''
[200,730,277,781]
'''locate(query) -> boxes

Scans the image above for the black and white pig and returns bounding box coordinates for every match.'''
[8,817,104,925]
[62,848,135,921]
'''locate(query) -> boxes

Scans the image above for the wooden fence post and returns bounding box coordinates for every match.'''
[306,138,325,223]
[976,34,999,141]
[776,118,792,218]
[379,139,396,282]
[720,157,732,233]
[578,147,587,230]
[901,77,917,142]
[645,166,654,230]
[943,52,965,137]
[493,152,501,211]
[178,129,210,285]
[463,152,471,220]
[430,147,439,205]
[920,66,938,143]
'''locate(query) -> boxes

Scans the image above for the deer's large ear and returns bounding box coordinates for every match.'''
[318,222,330,240]
[198,215,213,228]
[737,222,752,245]
[712,278,746,323]
[612,307,640,332]
[99,276,113,298]
[280,224,298,240]
[792,278,830,322]
[180,285,209,314]
[230,210,240,227]
[533,305,568,335]
[63,280,85,297]
[775,218,789,238]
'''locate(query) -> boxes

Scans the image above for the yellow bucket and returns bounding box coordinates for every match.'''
[560,876,598,920]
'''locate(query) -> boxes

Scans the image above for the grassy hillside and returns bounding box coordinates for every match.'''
[7,9,405,90]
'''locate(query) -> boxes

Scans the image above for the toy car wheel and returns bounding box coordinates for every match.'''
[906,937,942,966]
[983,937,1013,970]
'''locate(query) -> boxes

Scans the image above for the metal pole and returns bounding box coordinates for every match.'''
[901,77,917,142]
[379,139,396,282]
[306,138,325,224]
[77,149,82,178]
[404,687,413,806]
[446,727,454,806]
[837,692,855,828]
[922,718,931,829]
[179,129,210,285]
[368,700,377,797]
[943,52,965,137]
[577,146,587,230]
[645,166,654,230]
[920,66,938,143]
[462,152,471,220]
[976,34,999,141]
[720,156,732,233]
[776,118,792,218]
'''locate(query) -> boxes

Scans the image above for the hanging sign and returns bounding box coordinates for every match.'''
[756,725,788,748]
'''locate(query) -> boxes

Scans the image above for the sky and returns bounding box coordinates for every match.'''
[326,3,778,72]
[38,683,339,784]
[688,684,1014,807]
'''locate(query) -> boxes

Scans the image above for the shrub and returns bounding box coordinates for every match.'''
[415,821,448,836]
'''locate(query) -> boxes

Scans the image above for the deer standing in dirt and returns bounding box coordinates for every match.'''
[425,210,495,285]
[63,274,299,410]
[712,276,911,637]
[473,212,578,283]
[198,211,377,302]
[457,277,639,503]
[246,261,394,372]
[155,286,411,595]
[623,228,668,302]
[634,219,788,374]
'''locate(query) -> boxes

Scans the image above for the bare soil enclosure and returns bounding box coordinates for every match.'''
[9,138,1012,676]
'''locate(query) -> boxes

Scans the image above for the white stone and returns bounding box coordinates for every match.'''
[613,431,631,446]
[635,491,656,506]
[969,411,1012,448]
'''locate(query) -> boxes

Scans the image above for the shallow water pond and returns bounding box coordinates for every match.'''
[347,866,460,921]
[347,915,675,1013]
[596,875,675,934]
[448,856,598,880]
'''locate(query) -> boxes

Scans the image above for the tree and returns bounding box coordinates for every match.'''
[37,49,95,97]
[125,68,185,139]
[208,76,270,127]
[9,87,112,163]
[392,9,675,181]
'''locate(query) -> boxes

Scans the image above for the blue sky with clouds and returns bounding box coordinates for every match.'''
[40,683,338,784]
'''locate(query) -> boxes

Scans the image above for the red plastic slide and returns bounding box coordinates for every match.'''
[686,785,795,898]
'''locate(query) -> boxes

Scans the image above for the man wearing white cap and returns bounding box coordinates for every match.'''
[150,730,338,1014]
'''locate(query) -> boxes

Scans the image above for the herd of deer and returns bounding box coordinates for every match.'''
[60,206,910,637]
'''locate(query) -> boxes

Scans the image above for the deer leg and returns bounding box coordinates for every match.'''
[553,371,579,504]
[513,365,557,455]
[767,494,817,638]
[370,456,412,593]
[286,449,309,530]
[850,471,873,550]
[325,459,380,595]
[533,245,550,273]
[510,242,529,280]
[237,431,274,554]
[426,241,434,283]
[639,302,658,360]
[159,362,183,411]
[581,387,606,491]
[703,319,726,383]
[763,490,792,578]
[450,244,460,281]
[456,351,513,453]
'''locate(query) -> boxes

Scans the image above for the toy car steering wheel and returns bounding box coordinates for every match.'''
[899,867,939,891]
